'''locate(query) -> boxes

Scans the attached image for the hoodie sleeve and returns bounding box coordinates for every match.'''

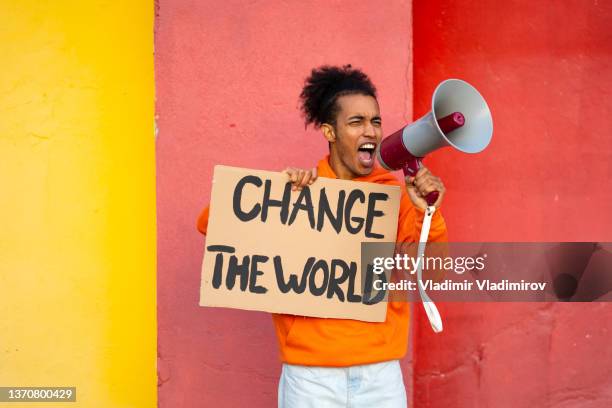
[196,205,210,235]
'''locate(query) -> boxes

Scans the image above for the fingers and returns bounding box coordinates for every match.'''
[415,176,443,196]
[301,169,312,187]
[413,166,445,196]
[284,167,318,191]
[405,166,446,209]
[284,167,299,186]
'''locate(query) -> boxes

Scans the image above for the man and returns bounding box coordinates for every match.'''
[197,65,448,407]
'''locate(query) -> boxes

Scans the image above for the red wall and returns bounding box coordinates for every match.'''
[155,1,414,406]
[156,1,612,406]
[413,1,612,407]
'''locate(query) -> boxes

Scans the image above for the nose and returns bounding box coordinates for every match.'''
[364,122,376,138]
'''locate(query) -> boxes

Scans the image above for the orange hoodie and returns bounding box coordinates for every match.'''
[197,157,448,366]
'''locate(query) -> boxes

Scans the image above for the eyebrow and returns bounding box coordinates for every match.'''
[347,115,382,121]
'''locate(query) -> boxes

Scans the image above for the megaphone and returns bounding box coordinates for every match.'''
[377,79,493,205]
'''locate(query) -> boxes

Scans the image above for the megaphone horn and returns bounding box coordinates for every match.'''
[376,79,493,206]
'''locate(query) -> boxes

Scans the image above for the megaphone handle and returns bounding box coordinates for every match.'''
[402,158,439,206]
[424,191,439,206]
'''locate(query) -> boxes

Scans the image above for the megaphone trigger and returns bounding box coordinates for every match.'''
[400,155,420,177]
[403,158,440,207]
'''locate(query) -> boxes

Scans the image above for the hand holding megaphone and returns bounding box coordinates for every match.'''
[405,166,446,209]
[377,79,493,206]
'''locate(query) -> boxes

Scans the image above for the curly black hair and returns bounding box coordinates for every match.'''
[299,64,377,128]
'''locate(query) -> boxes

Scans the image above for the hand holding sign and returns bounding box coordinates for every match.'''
[284,167,318,191]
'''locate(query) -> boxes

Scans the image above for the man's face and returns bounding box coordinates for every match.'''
[327,93,382,179]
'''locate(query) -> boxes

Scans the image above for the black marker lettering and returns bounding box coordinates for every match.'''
[226,255,250,291]
[233,175,262,222]
[308,259,330,296]
[326,259,351,301]
[363,263,386,305]
[274,256,314,294]
[317,188,344,233]
[345,190,366,234]
[261,180,292,223]
[364,192,388,239]
[249,255,269,294]
[346,261,362,302]
[288,187,315,228]
[207,245,236,289]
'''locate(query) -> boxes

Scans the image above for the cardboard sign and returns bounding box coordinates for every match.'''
[199,165,400,322]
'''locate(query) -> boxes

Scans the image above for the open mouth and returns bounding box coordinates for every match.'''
[357,142,377,168]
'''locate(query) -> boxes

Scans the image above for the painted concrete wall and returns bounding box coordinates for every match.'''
[0,2,157,407]
[413,1,612,407]
[155,0,413,406]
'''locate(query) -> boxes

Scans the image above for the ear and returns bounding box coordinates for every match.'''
[321,123,336,143]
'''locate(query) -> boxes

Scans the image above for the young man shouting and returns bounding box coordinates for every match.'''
[198,65,448,407]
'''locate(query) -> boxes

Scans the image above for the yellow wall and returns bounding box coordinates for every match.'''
[0,2,156,407]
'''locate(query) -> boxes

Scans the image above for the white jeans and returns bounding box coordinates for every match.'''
[278,360,407,408]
